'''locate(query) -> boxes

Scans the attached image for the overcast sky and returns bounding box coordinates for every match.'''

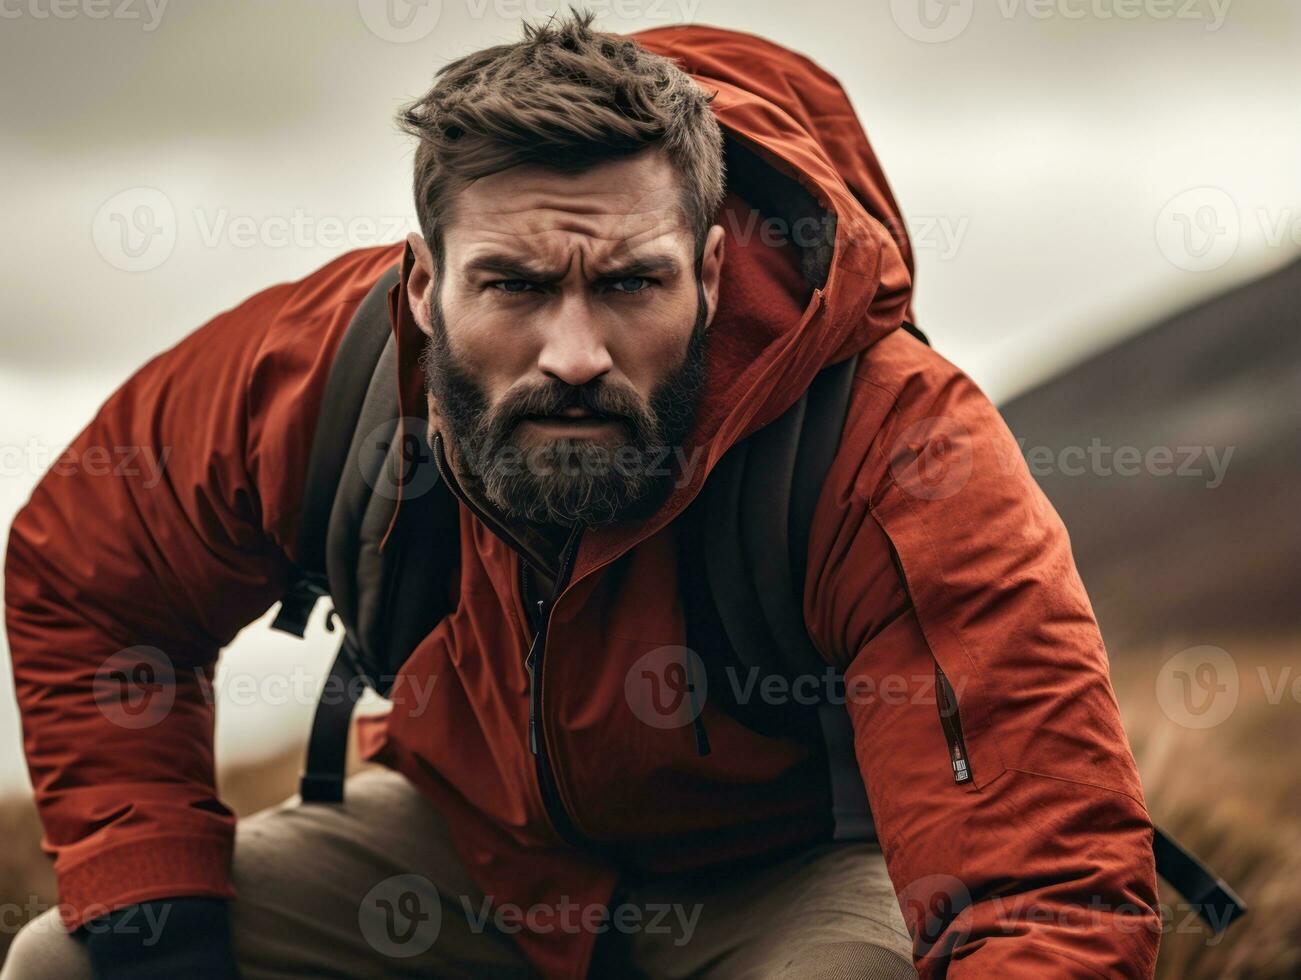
[1,0,1298,792]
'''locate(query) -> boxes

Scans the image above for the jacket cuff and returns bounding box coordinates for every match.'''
[56,834,236,931]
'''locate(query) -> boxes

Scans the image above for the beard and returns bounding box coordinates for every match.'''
[422,291,708,528]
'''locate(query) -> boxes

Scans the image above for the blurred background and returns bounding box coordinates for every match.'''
[1,1,1298,975]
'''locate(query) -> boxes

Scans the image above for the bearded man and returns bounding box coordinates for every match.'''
[4,13,1159,980]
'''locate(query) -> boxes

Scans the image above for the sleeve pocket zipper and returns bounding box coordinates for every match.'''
[885,534,974,786]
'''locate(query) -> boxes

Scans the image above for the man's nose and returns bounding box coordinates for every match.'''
[535,304,614,388]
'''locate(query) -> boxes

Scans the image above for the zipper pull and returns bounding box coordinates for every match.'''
[935,664,973,784]
[949,739,970,783]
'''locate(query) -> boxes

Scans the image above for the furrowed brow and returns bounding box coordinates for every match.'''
[463,253,560,281]
[594,253,682,280]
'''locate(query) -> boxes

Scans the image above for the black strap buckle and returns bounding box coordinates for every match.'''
[271,570,330,638]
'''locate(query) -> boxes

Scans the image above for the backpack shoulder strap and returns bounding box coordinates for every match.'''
[273,264,400,803]
[272,264,402,637]
[271,263,460,804]
[704,353,870,840]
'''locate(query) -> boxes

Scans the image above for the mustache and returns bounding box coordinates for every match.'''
[492,379,647,437]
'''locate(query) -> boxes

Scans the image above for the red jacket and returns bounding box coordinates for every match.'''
[5,24,1159,979]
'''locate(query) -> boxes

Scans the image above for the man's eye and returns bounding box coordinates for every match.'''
[608,276,652,294]
[490,279,537,294]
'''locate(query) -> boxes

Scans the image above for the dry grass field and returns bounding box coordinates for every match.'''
[1116,637,1301,978]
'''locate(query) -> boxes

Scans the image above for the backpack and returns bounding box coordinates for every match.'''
[271,263,1245,935]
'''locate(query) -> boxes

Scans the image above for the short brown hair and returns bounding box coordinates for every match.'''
[397,10,725,263]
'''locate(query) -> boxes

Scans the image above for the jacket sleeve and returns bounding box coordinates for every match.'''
[3,250,377,929]
[804,334,1161,979]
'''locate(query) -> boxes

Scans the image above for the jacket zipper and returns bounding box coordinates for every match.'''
[522,527,588,846]
[430,435,590,842]
[885,537,974,785]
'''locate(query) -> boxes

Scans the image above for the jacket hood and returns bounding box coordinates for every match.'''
[388,23,915,577]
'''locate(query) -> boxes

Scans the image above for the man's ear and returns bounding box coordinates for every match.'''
[698,223,726,328]
[405,231,437,339]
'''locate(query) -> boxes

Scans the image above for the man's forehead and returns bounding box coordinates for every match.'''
[442,152,692,266]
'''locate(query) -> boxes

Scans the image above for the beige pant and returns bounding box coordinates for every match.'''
[3,769,915,979]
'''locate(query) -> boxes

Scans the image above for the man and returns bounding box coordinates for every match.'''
[3,13,1160,979]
